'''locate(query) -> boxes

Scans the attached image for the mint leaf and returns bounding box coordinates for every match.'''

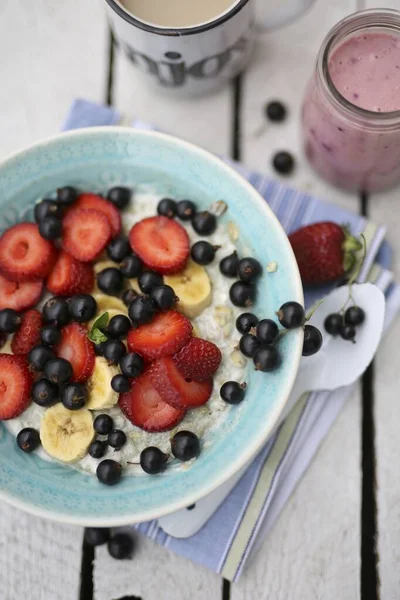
[88,312,109,344]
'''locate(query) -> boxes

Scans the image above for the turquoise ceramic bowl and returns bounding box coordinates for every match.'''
[0,128,303,525]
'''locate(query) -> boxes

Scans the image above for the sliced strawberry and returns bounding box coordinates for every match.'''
[0,354,33,420]
[0,222,57,282]
[11,309,42,355]
[129,216,190,275]
[127,310,192,361]
[174,337,222,381]
[62,208,111,262]
[0,274,43,311]
[119,371,185,432]
[73,193,121,237]
[149,357,213,409]
[47,251,94,296]
[56,322,95,382]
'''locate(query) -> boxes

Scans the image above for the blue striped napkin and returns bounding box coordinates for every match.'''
[64,99,400,582]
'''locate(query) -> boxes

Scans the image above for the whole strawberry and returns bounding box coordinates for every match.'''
[289,222,362,286]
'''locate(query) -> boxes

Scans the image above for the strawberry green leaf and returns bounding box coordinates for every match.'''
[88,312,109,344]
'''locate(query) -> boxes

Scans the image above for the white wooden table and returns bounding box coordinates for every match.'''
[0,1,398,599]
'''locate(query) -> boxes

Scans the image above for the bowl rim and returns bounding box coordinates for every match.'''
[0,126,304,525]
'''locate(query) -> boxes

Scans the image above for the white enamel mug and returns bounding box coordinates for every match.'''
[104,0,315,95]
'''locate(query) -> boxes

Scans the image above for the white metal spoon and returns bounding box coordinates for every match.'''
[158,283,385,538]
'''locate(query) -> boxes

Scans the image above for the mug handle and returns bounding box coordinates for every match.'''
[255,0,315,32]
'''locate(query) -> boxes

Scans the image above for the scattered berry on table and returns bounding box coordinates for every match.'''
[344,306,365,327]
[140,446,168,474]
[129,216,190,275]
[239,333,260,358]
[138,271,163,294]
[173,337,221,381]
[34,199,63,223]
[229,281,256,307]
[108,533,134,560]
[289,222,362,286]
[324,313,343,336]
[31,378,59,407]
[61,382,88,410]
[0,355,33,420]
[102,339,126,364]
[96,459,122,485]
[120,254,143,279]
[302,325,323,356]
[84,527,110,546]
[192,211,217,235]
[265,100,287,122]
[176,199,196,221]
[108,429,127,450]
[94,414,114,435]
[62,208,111,262]
[56,322,95,382]
[128,296,156,326]
[127,310,192,361]
[220,381,247,405]
[97,268,124,296]
[256,319,279,345]
[0,222,56,282]
[0,308,21,333]
[157,198,177,218]
[171,431,200,461]
[68,294,97,323]
[340,324,356,342]
[107,314,131,339]
[191,241,219,265]
[237,257,262,282]
[39,216,62,240]
[47,251,94,297]
[119,372,186,432]
[120,352,144,378]
[17,428,40,453]
[272,151,295,175]
[277,301,305,329]
[56,186,78,206]
[106,186,131,210]
[150,284,177,311]
[122,288,138,307]
[28,344,55,372]
[11,309,42,355]
[149,356,212,409]
[88,440,107,459]
[253,345,281,372]
[44,358,73,385]
[42,297,70,327]
[236,312,259,335]
[219,251,239,278]
[111,373,131,393]
[107,235,131,262]
[40,325,61,346]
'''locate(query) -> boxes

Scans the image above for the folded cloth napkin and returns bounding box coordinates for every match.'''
[64,99,400,583]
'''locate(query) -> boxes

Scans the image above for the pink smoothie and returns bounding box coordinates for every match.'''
[302,31,400,192]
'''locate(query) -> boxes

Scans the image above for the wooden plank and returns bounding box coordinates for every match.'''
[241,0,360,214]
[0,2,108,599]
[0,502,83,600]
[0,0,108,161]
[231,390,362,600]
[94,534,222,600]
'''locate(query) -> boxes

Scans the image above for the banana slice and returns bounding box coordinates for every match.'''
[94,260,118,275]
[86,357,120,410]
[40,404,94,463]
[165,260,212,319]
[127,278,141,294]
[1,336,13,354]
[92,293,128,316]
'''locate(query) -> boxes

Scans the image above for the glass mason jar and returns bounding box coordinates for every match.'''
[302,9,400,193]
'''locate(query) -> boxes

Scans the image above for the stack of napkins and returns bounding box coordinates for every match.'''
[64,99,400,585]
